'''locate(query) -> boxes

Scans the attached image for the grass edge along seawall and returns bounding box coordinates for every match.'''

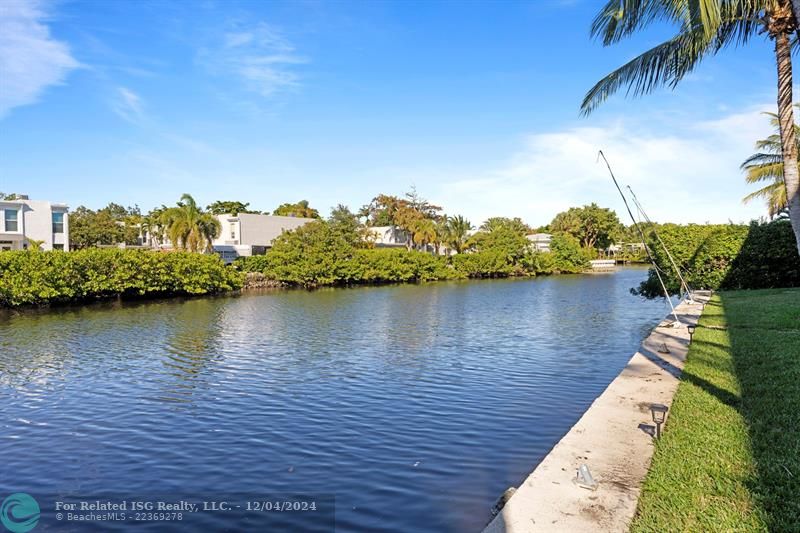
[631,288,800,532]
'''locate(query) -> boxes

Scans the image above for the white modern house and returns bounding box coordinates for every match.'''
[527,233,552,252]
[212,213,316,262]
[0,196,69,251]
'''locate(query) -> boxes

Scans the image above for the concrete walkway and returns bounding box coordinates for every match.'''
[482,293,710,533]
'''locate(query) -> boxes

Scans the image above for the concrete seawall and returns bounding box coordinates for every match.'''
[482,293,709,533]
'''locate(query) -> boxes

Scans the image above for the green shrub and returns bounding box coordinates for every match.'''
[349,248,458,283]
[451,250,517,278]
[237,247,459,286]
[0,249,243,307]
[636,220,800,297]
[550,233,590,273]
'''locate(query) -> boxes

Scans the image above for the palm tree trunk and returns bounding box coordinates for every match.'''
[775,29,800,255]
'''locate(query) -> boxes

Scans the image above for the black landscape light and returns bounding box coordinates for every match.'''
[650,403,668,438]
[687,324,696,341]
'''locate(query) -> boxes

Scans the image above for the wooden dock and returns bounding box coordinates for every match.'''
[589,259,616,271]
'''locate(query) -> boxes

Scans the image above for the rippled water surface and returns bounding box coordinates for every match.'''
[0,268,673,531]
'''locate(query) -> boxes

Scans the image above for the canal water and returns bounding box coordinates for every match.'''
[0,268,672,532]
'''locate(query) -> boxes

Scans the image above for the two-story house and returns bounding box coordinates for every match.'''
[0,196,69,251]
[211,213,316,262]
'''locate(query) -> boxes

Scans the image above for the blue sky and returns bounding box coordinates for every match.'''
[0,0,783,226]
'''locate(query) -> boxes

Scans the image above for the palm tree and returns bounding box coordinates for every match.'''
[141,206,168,247]
[446,215,473,254]
[411,218,437,252]
[742,108,799,217]
[582,0,800,255]
[25,238,44,251]
[163,194,221,253]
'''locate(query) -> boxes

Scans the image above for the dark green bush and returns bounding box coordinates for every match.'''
[451,250,517,278]
[636,220,800,297]
[237,247,459,286]
[549,233,591,273]
[0,249,243,307]
[235,220,595,288]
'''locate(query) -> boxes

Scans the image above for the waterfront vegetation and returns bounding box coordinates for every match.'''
[234,212,590,287]
[0,249,241,307]
[635,219,800,297]
[631,288,800,532]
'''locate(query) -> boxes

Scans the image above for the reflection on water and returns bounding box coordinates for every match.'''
[0,268,673,532]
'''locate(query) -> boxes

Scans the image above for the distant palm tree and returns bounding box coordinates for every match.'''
[412,218,437,251]
[163,194,221,253]
[446,215,473,254]
[141,206,168,247]
[741,109,799,218]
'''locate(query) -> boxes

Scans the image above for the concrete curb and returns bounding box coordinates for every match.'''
[482,293,710,533]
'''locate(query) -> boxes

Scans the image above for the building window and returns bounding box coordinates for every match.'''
[53,244,64,251]
[230,223,236,240]
[4,210,18,232]
[52,212,64,233]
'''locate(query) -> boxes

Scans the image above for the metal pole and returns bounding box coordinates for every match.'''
[627,186,695,303]
[597,151,682,327]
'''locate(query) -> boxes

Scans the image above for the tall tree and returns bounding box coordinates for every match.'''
[480,217,530,235]
[272,200,320,219]
[328,204,368,248]
[207,201,258,215]
[468,224,531,263]
[550,204,620,250]
[163,194,221,253]
[742,108,798,218]
[583,0,800,255]
[69,203,141,249]
[362,189,442,250]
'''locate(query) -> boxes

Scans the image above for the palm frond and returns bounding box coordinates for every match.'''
[742,182,784,202]
[741,153,782,168]
[584,1,761,114]
[744,162,785,183]
[591,0,685,45]
[582,28,711,114]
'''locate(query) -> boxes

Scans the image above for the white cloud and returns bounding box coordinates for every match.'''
[112,87,145,124]
[435,106,774,226]
[200,22,307,98]
[0,0,79,118]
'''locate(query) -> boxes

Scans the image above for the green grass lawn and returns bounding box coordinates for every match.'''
[631,288,800,533]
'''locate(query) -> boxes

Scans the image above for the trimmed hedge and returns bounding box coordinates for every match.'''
[636,220,800,297]
[0,249,243,307]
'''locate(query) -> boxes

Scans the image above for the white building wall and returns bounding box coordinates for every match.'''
[210,213,315,261]
[0,199,69,251]
[526,233,552,253]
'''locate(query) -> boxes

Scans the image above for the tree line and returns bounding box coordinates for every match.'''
[67,187,642,259]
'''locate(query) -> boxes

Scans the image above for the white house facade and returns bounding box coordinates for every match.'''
[0,197,69,251]
[212,213,316,262]
[527,233,552,252]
